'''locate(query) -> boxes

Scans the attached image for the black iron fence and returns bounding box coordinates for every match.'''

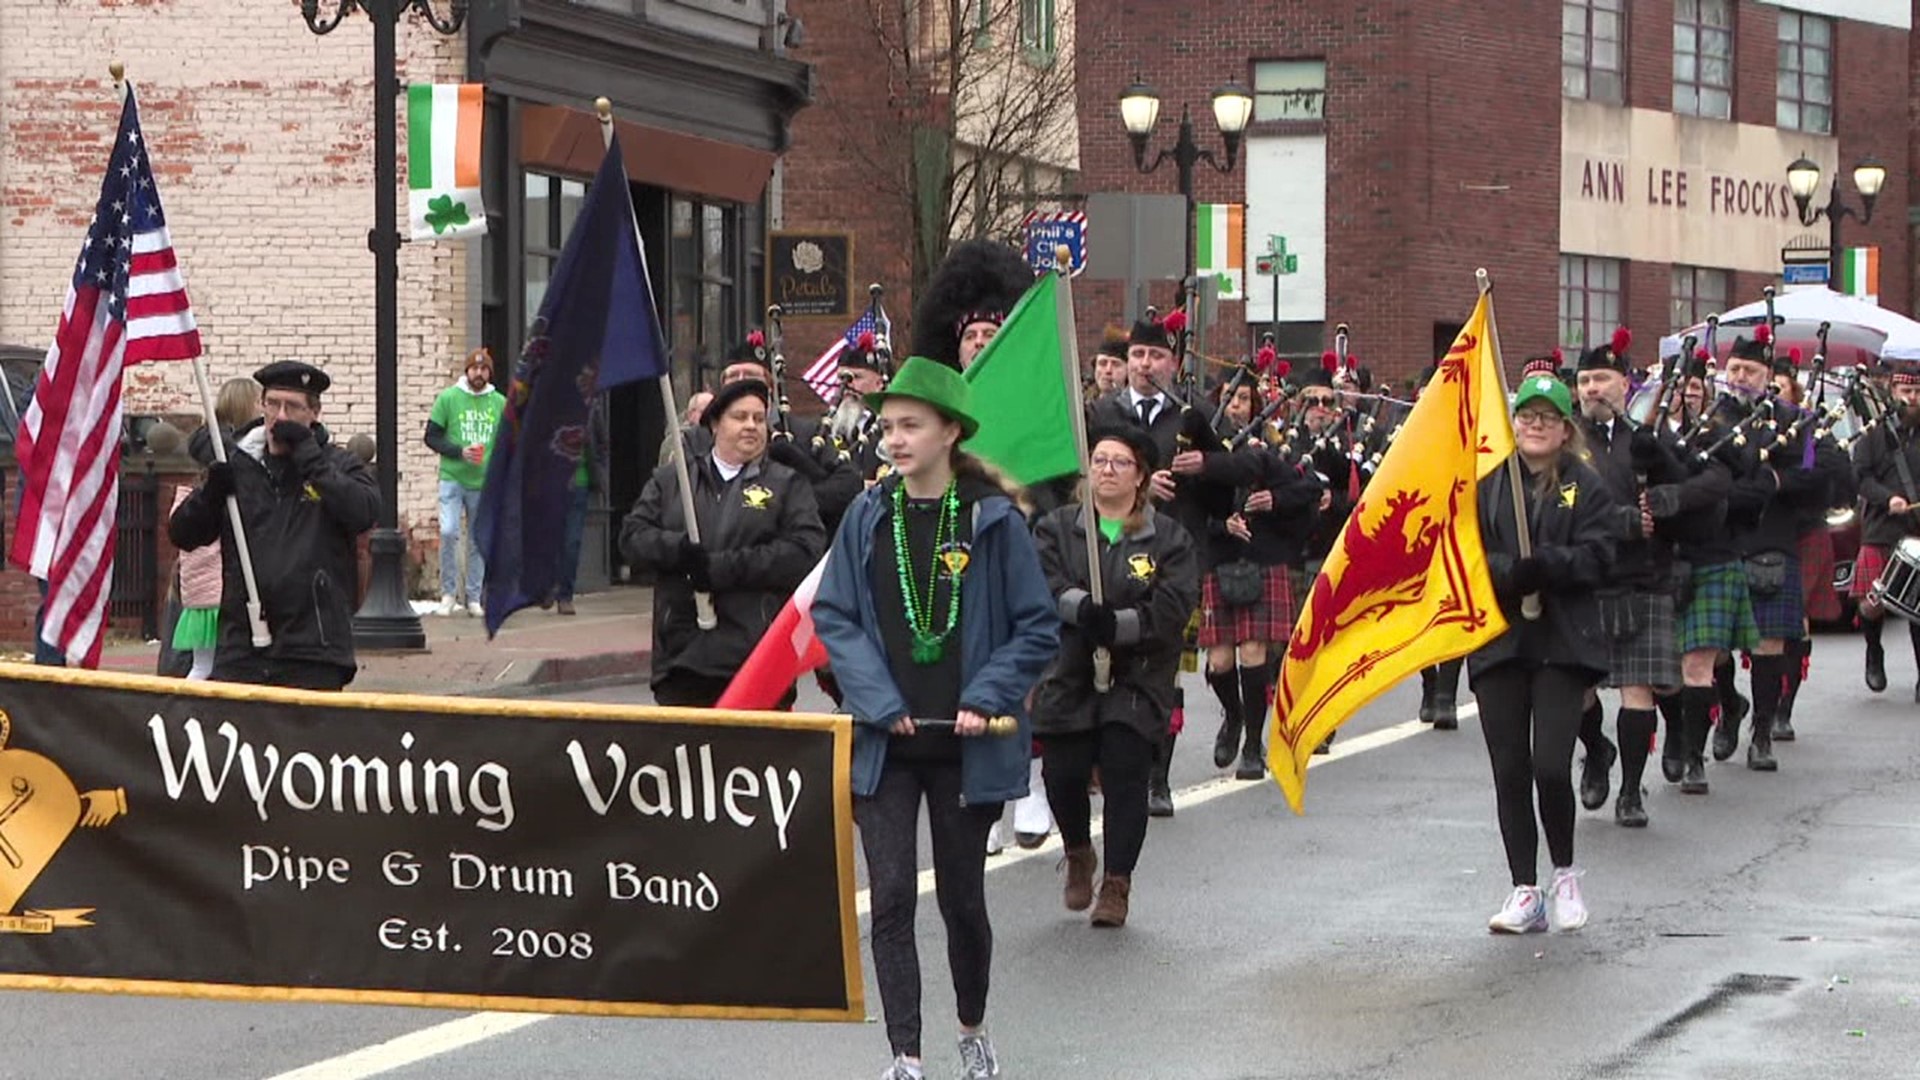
[109,468,160,642]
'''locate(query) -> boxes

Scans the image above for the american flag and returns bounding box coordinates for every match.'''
[10,86,201,667]
[800,309,883,403]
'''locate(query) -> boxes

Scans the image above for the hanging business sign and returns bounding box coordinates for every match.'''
[769,232,854,318]
[0,666,862,1021]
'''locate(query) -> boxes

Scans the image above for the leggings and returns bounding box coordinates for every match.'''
[1474,663,1586,887]
[1040,724,1155,876]
[856,758,1002,1059]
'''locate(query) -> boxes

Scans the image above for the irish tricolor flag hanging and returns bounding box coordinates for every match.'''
[407,84,487,242]
[1195,203,1244,300]
[1840,246,1879,303]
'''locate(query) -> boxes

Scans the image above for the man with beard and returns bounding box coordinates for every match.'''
[1849,366,1920,698]
[826,332,892,485]
[1573,331,1725,824]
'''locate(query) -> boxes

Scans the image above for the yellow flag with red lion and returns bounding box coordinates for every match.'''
[1266,291,1517,812]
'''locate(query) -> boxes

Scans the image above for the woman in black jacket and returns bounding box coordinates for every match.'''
[1472,375,1618,935]
[1032,427,1199,928]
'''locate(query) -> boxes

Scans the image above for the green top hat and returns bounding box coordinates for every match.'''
[866,356,980,439]
[1513,373,1573,418]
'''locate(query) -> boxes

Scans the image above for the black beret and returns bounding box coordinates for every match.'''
[1097,326,1132,358]
[1088,424,1160,473]
[726,331,771,369]
[1728,335,1768,364]
[1578,344,1629,374]
[702,378,770,427]
[253,360,330,395]
[1128,316,1172,352]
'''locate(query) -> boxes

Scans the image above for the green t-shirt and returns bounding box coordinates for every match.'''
[1098,516,1124,544]
[430,383,506,489]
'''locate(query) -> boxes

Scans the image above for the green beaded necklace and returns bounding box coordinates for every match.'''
[892,479,962,664]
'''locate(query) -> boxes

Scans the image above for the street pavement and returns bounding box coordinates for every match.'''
[5,630,1920,1078]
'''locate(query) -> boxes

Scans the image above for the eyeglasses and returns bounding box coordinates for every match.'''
[1302,395,1339,408]
[1513,410,1563,429]
[1089,455,1138,472]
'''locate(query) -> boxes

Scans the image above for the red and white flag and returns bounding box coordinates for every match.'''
[715,555,830,710]
[11,85,201,666]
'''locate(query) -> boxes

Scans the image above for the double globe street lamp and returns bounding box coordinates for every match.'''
[300,0,472,651]
[1784,154,1887,292]
[1118,80,1255,307]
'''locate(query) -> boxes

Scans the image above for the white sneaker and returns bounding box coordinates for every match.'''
[1549,866,1589,931]
[957,1031,1000,1079]
[434,595,457,617]
[466,601,484,617]
[1487,885,1547,934]
[984,820,1009,857]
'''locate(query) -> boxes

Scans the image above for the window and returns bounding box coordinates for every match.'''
[1673,0,1733,119]
[1777,11,1833,134]
[670,196,741,390]
[1251,60,1327,122]
[523,172,587,318]
[1559,255,1624,352]
[1018,0,1055,58]
[1562,0,1625,104]
[1670,266,1731,329]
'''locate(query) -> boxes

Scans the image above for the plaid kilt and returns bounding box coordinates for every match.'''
[1200,564,1295,646]
[1799,529,1841,622]
[1601,591,1682,690]
[1851,543,1891,601]
[1748,552,1806,640]
[1678,561,1761,655]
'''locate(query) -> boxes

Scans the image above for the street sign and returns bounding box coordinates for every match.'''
[1021,210,1088,277]
[1255,255,1275,276]
[1253,253,1299,278]
[1782,263,1829,286]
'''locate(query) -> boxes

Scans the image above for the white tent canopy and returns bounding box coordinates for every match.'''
[1659,289,1920,360]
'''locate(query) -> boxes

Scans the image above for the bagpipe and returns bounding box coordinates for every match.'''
[819,284,894,471]
[765,303,793,440]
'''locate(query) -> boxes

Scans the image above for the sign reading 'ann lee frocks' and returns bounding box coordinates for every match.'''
[0,667,862,1020]
[1560,101,1839,275]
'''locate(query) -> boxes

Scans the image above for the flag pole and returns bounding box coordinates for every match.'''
[108,62,272,647]
[596,97,714,630]
[1051,245,1110,692]
[1475,268,1541,622]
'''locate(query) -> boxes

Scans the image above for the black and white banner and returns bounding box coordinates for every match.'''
[0,665,862,1020]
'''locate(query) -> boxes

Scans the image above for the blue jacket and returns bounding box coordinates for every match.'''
[813,479,1060,804]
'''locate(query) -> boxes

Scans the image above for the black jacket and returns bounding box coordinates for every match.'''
[1852,418,1920,547]
[1031,504,1200,742]
[1468,455,1618,686]
[621,453,827,687]
[1291,415,1374,561]
[1088,389,1263,570]
[168,420,381,680]
[1580,415,1722,590]
[1209,443,1322,569]
[682,418,860,533]
[1724,409,1837,557]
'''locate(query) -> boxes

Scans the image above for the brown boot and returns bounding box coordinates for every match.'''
[1061,846,1097,911]
[1089,874,1131,927]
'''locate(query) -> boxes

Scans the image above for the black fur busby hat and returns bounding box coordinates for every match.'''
[909,240,1034,371]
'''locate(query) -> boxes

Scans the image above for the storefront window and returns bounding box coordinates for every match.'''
[523,172,587,317]
[1777,11,1833,134]
[1560,255,1623,352]
[1673,0,1733,120]
[1670,266,1730,330]
[670,195,742,391]
[1562,0,1625,104]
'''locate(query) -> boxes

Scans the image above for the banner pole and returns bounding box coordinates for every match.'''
[1476,268,1541,622]
[597,97,714,629]
[1052,246,1110,692]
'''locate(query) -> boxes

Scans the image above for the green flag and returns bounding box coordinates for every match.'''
[961,273,1083,486]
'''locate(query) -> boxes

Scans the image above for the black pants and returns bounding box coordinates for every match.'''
[1040,724,1155,877]
[856,758,1002,1059]
[1474,663,1585,887]
[212,658,350,691]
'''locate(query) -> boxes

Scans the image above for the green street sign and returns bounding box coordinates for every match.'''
[1282,253,1299,274]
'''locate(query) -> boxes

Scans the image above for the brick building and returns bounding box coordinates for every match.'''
[1073,0,1913,384]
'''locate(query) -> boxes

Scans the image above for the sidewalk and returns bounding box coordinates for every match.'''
[93,587,653,696]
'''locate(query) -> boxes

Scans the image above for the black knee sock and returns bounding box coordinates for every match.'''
[1781,638,1808,718]
[1682,685,1717,760]
[1578,698,1608,756]
[1750,654,1786,732]
[1656,691,1684,762]
[1205,667,1242,730]
[1435,658,1463,700]
[1617,707,1657,794]
[1864,614,1884,649]
[1239,664,1271,754]
[1714,654,1741,714]
[1908,621,1920,672]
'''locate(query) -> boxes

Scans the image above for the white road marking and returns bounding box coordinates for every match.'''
[261,705,1465,1079]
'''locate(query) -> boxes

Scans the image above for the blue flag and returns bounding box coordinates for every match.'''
[478,136,665,635]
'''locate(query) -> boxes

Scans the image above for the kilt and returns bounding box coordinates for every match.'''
[1678,561,1760,655]
[1601,591,1681,690]
[1799,529,1841,622]
[1851,543,1890,601]
[1200,563,1295,646]
[1748,552,1805,640]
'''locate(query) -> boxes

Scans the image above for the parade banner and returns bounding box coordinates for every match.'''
[0,665,863,1021]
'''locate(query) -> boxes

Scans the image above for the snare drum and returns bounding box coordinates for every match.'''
[1869,536,1920,622]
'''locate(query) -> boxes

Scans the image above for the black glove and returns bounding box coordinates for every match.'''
[272,420,314,449]
[1077,597,1118,647]
[1507,556,1547,596]
[766,437,825,480]
[1628,427,1667,473]
[675,536,712,590]
[201,460,235,502]
[1644,483,1682,520]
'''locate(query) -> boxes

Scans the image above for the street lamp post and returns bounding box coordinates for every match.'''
[1118,80,1254,309]
[301,0,470,651]
[1785,154,1888,291]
